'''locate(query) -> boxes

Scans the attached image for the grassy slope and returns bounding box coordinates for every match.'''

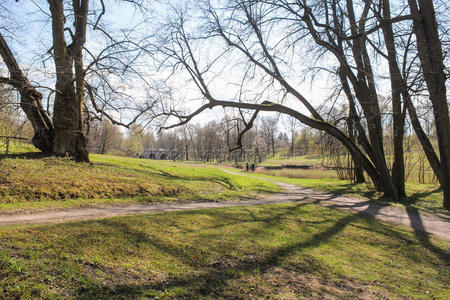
[0,203,448,299]
[246,171,446,218]
[0,154,278,212]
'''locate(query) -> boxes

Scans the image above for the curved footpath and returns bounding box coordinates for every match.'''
[0,169,449,241]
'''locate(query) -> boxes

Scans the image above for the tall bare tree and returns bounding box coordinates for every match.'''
[156,0,449,209]
[1,1,162,161]
[407,0,450,209]
[157,2,388,194]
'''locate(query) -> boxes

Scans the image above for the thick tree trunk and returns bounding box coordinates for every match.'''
[408,0,450,209]
[72,0,90,162]
[0,34,54,152]
[20,89,55,153]
[49,0,89,162]
[380,0,406,198]
[52,79,83,156]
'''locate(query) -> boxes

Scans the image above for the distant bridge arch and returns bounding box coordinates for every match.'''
[141,149,179,160]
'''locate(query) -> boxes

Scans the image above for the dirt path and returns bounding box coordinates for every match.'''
[223,170,450,241]
[1,170,449,241]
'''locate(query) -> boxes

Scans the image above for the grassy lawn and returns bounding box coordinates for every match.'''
[244,171,447,218]
[261,154,326,167]
[0,154,278,212]
[0,203,448,299]
[258,168,339,179]
[0,141,36,155]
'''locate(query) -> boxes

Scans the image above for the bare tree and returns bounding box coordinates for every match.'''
[261,116,278,157]
[154,0,448,208]
[0,34,54,152]
[407,0,450,208]
[1,1,162,161]
[156,1,411,196]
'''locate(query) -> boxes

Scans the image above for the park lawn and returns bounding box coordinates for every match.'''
[0,154,278,212]
[258,167,339,180]
[0,203,448,299]
[244,171,446,218]
[261,154,326,167]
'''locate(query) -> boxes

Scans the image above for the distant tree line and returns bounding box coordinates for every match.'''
[85,115,289,162]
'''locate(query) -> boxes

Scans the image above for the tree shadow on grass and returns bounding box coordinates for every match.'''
[24,198,445,299]
[326,199,450,263]
[406,188,442,203]
[73,205,386,299]
[317,181,448,221]
[405,206,450,261]
[92,203,313,266]
[0,152,51,161]
[403,188,448,219]
[313,182,379,200]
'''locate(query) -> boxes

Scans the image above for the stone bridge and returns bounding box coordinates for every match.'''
[140,149,179,160]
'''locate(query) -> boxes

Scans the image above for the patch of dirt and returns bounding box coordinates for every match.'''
[234,266,390,299]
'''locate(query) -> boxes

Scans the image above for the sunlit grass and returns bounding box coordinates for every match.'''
[0,203,448,298]
[260,154,326,167]
[260,153,438,184]
[0,154,278,212]
[0,141,37,155]
[257,167,338,179]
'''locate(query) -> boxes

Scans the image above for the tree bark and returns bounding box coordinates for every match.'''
[48,0,89,161]
[347,99,366,183]
[0,34,54,152]
[345,0,399,200]
[380,0,406,197]
[408,0,450,209]
[339,69,366,183]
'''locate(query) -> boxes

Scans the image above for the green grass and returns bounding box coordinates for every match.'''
[0,154,278,212]
[261,154,326,167]
[260,153,439,184]
[258,168,339,179]
[0,141,37,155]
[0,203,448,299]
[245,171,447,218]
